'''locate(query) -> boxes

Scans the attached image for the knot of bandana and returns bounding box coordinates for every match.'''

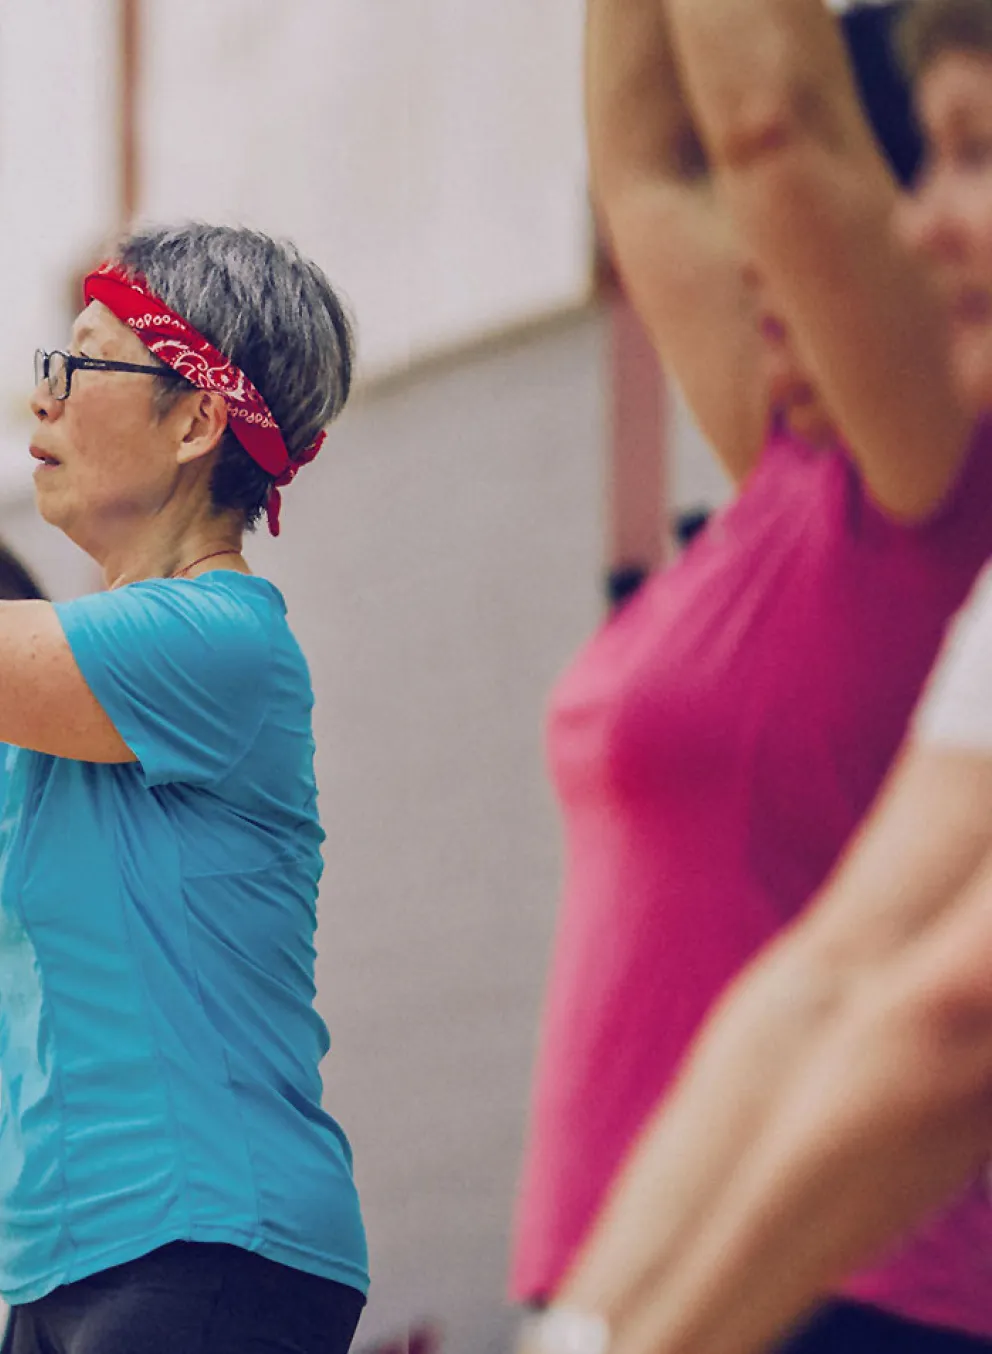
[83,261,324,535]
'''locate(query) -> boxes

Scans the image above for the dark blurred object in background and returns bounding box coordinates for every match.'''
[674,508,711,550]
[842,2,922,187]
[0,543,46,602]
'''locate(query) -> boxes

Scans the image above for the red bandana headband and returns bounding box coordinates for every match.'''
[83,261,325,536]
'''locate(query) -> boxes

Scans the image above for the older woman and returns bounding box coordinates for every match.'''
[0,224,367,1354]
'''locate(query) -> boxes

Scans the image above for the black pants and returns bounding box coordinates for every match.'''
[0,1241,365,1354]
[778,1301,992,1353]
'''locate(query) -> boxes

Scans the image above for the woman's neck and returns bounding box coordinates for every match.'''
[98,518,247,590]
[170,547,249,581]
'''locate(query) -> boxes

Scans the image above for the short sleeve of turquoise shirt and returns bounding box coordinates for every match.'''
[54,578,270,788]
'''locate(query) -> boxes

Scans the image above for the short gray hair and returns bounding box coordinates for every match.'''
[114,222,355,529]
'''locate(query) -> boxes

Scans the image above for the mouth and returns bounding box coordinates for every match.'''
[29,446,60,469]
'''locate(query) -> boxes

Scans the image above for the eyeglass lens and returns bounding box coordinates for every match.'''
[34,351,68,400]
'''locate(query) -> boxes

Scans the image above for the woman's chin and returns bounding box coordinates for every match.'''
[32,480,69,530]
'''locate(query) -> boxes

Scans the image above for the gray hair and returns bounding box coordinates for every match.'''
[114,222,355,529]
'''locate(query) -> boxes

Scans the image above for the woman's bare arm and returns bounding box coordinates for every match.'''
[663,0,970,520]
[609,845,992,1354]
[0,601,133,762]
[587,0,766,484]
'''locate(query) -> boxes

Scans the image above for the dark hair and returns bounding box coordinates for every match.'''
[0,544,46,601]
[896,0,992,81]
[674,507,712,549]
[842,2,923,186]
[114,223,355,530]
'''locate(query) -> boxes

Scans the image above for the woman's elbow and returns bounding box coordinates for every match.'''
[705,81,826,173]
[886,971,992,1131]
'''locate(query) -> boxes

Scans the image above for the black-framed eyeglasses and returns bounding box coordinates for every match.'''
[34,348,187,402]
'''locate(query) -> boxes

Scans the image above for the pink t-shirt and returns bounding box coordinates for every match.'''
[511,423,992,1337]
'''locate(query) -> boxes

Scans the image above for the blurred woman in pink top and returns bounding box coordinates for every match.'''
[511,2,992,1350]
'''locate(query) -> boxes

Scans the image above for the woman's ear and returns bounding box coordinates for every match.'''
[174,390,230,465]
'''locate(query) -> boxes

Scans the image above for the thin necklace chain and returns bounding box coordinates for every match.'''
[171,548,243,580]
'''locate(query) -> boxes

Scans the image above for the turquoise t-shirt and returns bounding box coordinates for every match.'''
[0,571,368,1304]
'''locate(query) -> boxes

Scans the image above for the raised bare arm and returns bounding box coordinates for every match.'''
[664,0,970,518]
[587,0,766,482]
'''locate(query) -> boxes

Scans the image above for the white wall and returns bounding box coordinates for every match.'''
[0,0,117,498]
[669,383,732,517]
[140,1,591,379]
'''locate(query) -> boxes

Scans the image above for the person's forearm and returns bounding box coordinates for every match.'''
[586,0,705,203]
[609,951,992,1354]
[587,0,706,581]
[556,929,847,1323]
[664,0,857,172]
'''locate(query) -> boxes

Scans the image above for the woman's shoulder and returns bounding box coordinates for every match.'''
[190,574,314,702]
[182,574,310,697]
[117,571,286,643]
[57,572,290,699]
[166,570,286,614]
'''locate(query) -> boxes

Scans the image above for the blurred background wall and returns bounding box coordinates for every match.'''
[0,3,723,1349]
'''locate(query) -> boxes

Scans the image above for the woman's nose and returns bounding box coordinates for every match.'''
[29,382,60,422]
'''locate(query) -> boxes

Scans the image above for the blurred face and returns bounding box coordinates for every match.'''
[29,301,198,550]
[744,263,837,445]
[898,50,992,411]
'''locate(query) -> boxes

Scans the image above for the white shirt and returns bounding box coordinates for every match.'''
[916,560,992,751]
